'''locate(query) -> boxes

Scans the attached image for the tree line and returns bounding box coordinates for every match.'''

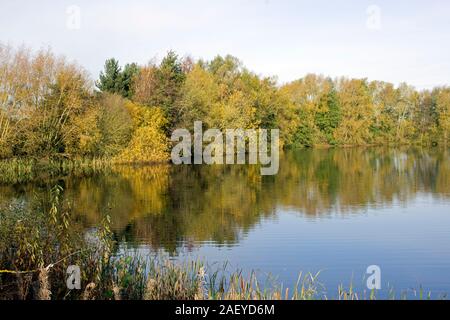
[0,44,449,162]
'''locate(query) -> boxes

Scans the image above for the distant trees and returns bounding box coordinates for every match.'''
[132,51,185,130]
[95,94,133,156]
[280,75,449,148]
[0,45,94,158]
[97,58,121,93]
[281,75,341,147]
[314,88,341,144]
[335,78,374,145]
[436,88,450,143]
[178,55,287,134]
[1,43,449,162]
[96,58,139,98]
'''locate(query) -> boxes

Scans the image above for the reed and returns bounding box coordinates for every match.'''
[0,157,113,184]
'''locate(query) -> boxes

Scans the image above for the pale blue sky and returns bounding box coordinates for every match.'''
[1,0,449,89]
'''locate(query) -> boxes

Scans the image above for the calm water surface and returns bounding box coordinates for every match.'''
[3,147,450,297]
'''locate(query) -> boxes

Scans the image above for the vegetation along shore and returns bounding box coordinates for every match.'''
[1,43,449,300]
[0,43,449,167]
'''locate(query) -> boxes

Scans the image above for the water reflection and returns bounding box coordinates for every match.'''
[2,147,449,254]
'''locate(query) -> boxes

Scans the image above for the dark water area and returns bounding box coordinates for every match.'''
[2,147,450,298]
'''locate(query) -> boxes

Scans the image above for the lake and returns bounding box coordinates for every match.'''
[2,147,450,298]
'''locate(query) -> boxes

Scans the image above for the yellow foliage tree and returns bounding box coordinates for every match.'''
[116,102,169,163]
[335,78,374,145]
[436,88,450,143]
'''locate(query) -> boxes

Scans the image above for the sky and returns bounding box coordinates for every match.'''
[1,0,449,90]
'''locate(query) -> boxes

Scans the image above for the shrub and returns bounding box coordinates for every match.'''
[115,102,169,163]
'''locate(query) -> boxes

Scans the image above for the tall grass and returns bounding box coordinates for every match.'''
[0,158,113,184]
[0,185,114,299]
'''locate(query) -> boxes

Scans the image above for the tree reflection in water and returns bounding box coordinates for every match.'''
[2,147,449,254]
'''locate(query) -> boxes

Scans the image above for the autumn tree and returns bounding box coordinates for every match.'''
[392,83,418,142]
[2,43,450,162]
[368,81,397,144]
[95,93,133,156]
[131,51,186,131]
[436,87,450,143]
[335,78,374,145]
[116,101,169,163]
[280,74,332,147]
[413,90,438,144]
[176,63,218,130]
[314,85,341,144]
[132,64,159,105]
[0,45,93,157]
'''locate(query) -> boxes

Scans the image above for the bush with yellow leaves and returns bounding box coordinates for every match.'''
[115,102,169,163]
